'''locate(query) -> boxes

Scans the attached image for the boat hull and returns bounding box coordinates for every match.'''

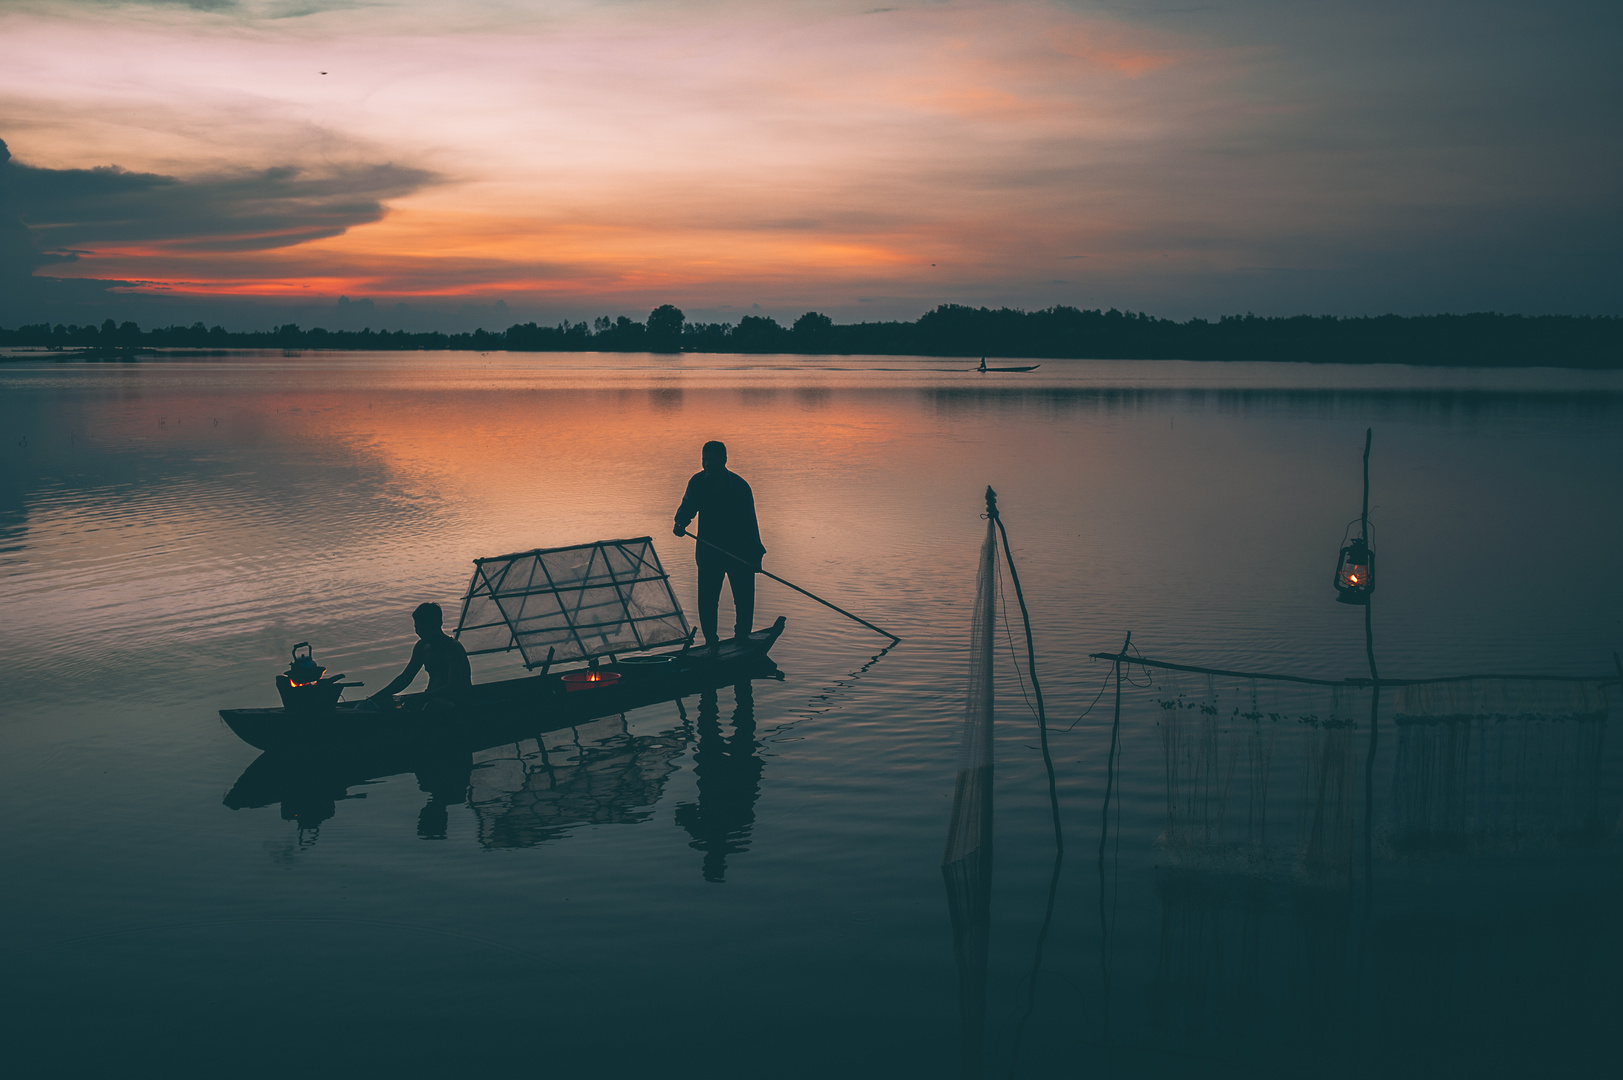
[220,617,785,753]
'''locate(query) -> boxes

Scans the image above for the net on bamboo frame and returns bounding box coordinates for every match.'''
[1144,668,1367,882]
[1390,678,1618,851]
[943,512,997,868]
[941,512,997,1079]
[455,537,690,668]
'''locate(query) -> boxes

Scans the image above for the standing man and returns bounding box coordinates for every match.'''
[673,440,765,646]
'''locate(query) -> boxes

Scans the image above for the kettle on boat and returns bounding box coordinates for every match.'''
[275,641,356,712]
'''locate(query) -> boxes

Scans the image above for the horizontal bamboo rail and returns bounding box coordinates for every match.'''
[1087,651,1622,689]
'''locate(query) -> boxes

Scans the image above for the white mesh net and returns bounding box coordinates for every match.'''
[943,515,998,866]
[454,537,691,668]
[941,512,998,1076]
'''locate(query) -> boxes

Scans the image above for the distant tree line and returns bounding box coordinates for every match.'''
[3,305,1620,367]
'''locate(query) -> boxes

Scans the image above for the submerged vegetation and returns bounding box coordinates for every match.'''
[3,303,1621,366]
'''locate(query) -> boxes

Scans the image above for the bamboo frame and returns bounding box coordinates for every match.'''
[455,537,692,668]
[1087,651,1622,688]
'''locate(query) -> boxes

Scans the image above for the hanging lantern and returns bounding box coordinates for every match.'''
[1333,535,1375,605]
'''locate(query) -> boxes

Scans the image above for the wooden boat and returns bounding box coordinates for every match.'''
[220,536,786,753]
[973,361,1041,372]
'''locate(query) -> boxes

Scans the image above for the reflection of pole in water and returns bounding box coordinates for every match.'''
[1097,635,1130,1064]
[941,502,998,1078]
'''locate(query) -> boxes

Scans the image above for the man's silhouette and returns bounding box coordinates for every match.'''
[370,602,472,711]
[673,440,765,646]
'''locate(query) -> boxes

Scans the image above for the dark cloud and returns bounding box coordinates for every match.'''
[0,137,436,321]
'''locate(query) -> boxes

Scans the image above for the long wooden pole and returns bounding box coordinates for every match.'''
[1361,433,1380,914]
[1360,427,1372,540]
[986,486,1062,853]
[677,528,900,643]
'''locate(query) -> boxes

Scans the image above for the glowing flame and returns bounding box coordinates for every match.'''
[1348,574,1359,584]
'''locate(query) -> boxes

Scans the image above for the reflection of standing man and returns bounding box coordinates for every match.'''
[673,440,765,646]
[674,684,762,882]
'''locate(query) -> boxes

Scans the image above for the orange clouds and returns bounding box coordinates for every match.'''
[1047,25,1181,79]
[1,1,1241,312]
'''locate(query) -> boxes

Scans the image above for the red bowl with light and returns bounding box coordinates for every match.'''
[561,670,622,692]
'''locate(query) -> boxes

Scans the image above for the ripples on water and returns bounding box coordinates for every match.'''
[2,353,1622,1078]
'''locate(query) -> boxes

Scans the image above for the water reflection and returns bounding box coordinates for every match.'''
[415,749,474,840]
[6,356,1623,1079]
[674,683,763,882]
[226,682,777,852]
[1148,871,1359,1073]
[470,716,687,849]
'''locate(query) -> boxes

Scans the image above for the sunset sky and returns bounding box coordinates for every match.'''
[1,0,1618,329]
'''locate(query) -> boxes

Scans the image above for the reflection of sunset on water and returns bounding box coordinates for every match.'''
[4,353,1623,1079]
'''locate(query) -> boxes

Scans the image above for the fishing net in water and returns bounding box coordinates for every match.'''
[1391,678,1618,851]
[941,512,998,1078]
[1137,665,1621,872]
[944,513,997,867]
[1147,669,1368,882]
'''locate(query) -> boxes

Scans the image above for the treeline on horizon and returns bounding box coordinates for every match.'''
[3,303,1620,367]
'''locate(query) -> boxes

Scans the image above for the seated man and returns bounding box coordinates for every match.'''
[370,602,472,711]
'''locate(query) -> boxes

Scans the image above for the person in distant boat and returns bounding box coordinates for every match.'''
[370,602,471,711]
[673,440,766,647]
[977,356,987,372]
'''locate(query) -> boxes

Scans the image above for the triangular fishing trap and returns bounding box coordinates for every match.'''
[454,537,691,668]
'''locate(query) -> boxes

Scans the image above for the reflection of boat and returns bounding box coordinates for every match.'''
[226,673,781,840]
[220,536,786,752]
[469,714,689,849]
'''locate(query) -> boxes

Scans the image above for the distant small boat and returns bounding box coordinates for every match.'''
[220,537,786,753]
[974,359,1040,372]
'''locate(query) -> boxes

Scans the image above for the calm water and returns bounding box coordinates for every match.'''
[3,352,1622,1078]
